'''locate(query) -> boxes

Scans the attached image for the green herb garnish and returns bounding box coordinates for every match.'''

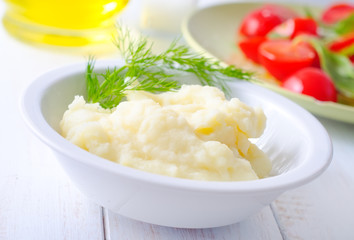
[86,25,252,109]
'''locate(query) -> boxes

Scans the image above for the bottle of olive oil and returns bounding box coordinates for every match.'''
[2,0,129,46]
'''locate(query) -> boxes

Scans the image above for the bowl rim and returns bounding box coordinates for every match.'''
[19,59,333,194]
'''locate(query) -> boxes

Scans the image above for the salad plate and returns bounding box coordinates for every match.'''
[182,2,354,124]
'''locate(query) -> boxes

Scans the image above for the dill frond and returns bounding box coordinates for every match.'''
[86,24,252,109]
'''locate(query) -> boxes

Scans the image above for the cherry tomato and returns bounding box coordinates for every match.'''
[271,18,318,39]
[239,9,282,37]
[258,40,316,81]
[301,42,321,68]
[311,49,321,68]
[329,34,354,65]
[238,36,267,63]
[329,34,354,52]
[311,50,321,68]
[281,67,337,102]
[321,3,354,24]
[239,4,297,37]
[350,55,354,64]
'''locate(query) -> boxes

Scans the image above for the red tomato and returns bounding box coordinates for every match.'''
[329,34,354,65]
[281,67,337,102]
[321,3,354,24]
[301,42,321,68]
[239,9,282,37]
[329,34,354,52]
[350,55,354,64]
[238,36,267,63]
[258,40,316,81]
[311,48,321,69]
[239,4,298,37]
[271,18,318,39]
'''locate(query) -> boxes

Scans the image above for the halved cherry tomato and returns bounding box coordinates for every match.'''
[258,40,316,81]
[311,49,321,68]
[321,3,354,24]
[329,34,354,65]
[329,34,354,52]
[271,18,318,39]
[239,4,298,37]
[301,42,321,68]
[350,55,354,64]
[281,67,337,102]
[238,36,267,63]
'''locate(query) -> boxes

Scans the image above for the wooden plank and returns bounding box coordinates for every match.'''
[0,48,104,239]
[104,206,283,240]
[271,118,354,240]
[0,134,105,240]
[0,18,122,239]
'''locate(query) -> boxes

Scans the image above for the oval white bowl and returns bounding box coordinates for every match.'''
[20,60,332,228]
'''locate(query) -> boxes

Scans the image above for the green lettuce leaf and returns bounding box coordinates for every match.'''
[334,13,354,35]
[310,39,354,97]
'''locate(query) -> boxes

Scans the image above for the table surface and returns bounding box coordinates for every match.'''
[1,0,354,239]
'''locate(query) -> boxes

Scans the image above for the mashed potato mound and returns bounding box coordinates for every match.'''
[60,85,271,181]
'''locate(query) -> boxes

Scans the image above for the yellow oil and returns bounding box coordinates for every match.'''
[3,0,129,46]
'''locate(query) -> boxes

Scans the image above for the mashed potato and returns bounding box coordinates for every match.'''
[60,85,271,181]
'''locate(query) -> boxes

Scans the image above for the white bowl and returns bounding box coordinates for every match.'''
[20,60,332,228]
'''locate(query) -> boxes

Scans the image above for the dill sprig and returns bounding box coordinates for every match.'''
[86,24,252,109]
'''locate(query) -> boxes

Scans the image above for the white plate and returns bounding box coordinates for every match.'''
[182,2,354,124]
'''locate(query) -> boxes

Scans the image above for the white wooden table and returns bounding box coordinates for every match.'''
[1,0,353,239]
